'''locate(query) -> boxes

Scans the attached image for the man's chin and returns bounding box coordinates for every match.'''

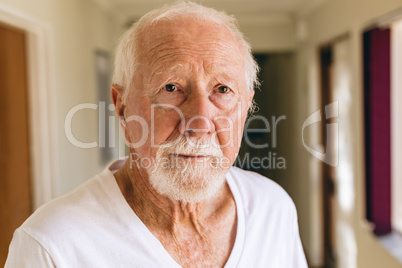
[149,168,227,203]
[170,183,225,203]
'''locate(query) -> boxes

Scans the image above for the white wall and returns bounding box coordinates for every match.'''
[295,0,402,267]
[240,20,296,52]
[0,0,120,197]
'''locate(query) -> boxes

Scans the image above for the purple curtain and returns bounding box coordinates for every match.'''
[363,28,392,235]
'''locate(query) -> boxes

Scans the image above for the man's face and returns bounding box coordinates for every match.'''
[120,18,253,200]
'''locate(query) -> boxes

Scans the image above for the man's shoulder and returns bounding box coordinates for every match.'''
[228,166,296,213]
[19,172,110,241]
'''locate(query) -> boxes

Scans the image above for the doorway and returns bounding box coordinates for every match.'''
[319,44,337,268]
[0,22,32,266]
[319,35,355,268]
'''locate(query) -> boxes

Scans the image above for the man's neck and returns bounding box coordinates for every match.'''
[113,159,235,230]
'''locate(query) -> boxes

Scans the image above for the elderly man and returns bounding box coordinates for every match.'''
[6,2,307,267]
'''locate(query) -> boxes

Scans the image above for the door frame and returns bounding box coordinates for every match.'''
[0,4,56,209]
[318,33,350,268]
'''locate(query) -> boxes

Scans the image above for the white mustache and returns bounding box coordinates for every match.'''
[158,137,223,158]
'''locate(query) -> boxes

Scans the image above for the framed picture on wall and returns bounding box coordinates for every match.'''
[95,49,116,164]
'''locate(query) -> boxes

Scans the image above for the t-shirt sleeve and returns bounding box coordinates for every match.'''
[291,210,309,268]
[5,228,55,268]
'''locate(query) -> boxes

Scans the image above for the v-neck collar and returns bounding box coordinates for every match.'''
[102,159,245,268]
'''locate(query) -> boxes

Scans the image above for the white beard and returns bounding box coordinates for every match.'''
[149,136,228,203]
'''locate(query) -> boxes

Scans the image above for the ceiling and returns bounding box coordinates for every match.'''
[94,0,329,27]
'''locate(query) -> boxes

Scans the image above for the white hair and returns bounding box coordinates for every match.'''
[112,1,260,102]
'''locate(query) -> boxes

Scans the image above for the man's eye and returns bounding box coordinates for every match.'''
[217,86,230,93]
[163,84,177,92]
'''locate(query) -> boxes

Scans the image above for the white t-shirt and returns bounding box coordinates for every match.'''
[6,159,307,267]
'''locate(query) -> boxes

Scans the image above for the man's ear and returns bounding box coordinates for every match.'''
[248,90,255,104]
[248,90,255,108]
[111,84,125,125]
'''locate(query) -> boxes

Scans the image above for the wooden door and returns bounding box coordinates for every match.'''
[0,23,32,266]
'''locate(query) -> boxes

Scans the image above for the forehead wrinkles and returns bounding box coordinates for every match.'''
[145,44,243,88]
[148,38,239,66]
[138,21,243,67]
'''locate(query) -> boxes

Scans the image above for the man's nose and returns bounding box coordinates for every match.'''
[179,92,216,137]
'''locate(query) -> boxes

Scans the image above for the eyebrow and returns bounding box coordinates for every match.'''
[145,74,183,98]
[203,59,240,74]
[146,60,242,92]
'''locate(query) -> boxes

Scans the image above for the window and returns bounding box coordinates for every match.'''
[363,18,402,237]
